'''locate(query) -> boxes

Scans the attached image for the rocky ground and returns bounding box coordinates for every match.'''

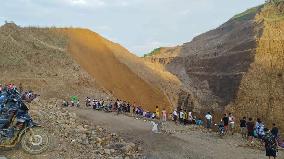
[74,108,284,159]
[1,98,283,159]
[1,98,143,159]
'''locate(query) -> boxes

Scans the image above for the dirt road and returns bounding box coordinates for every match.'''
[74,108,283,159]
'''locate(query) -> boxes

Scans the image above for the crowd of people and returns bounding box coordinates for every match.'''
[62,96,283,159]
[1,83,282,158]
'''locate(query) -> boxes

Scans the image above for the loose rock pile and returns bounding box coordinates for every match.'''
[6,98,143,159]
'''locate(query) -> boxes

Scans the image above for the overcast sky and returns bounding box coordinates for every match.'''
[0,0,265,56]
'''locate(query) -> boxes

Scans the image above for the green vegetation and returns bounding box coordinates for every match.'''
[143,47,161,57]
[232,5,264,21]
[267,0,284,4]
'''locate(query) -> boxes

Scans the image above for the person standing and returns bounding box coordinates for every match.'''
[86,97,91,107]
[19,83,23,94]
[179,109,184,124]
[76,100,80,107]
[173,109,178,124]
[247,118,255,144]
[188,112,193,124]
[263,128,278,159]
[162,108,167,122]
[155,106,160,119]
[62,100,68,107]
[271,123,279,138]
[132,104,136,116]
[222,114,229,134]
[229,113,235,135]
[256,119,265,139]
[71,100,75,107]
[240,117,247,139]
[183,110,188,125]
[205,112,213,130]
[117,100,122,115]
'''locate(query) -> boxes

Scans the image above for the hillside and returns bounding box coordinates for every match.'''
[0,24,178,112]
[58,28,173,111]
[0,23,106,100]
[145,1,284,130]
[145,4,263,111]
[230,2,284,131]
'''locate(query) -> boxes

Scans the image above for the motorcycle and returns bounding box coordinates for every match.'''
[215,123,225,137]
[0,89,49,154]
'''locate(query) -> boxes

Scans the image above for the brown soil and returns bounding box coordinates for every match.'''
[0,24,177,112]
[0,24,107,100]
[230,3,284,133]
[58,28,172,112]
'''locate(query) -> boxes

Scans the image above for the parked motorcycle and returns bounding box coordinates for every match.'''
[0,89,49,154]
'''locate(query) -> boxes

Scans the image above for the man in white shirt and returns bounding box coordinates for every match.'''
[173,109,178,124]
[188,112,193,124]
[228,113,235,135]
[205,112,213,130]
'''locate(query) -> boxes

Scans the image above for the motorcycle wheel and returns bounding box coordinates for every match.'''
[21,128,49,155]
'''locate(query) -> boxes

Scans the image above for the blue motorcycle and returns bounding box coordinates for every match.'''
[0,89,49,154]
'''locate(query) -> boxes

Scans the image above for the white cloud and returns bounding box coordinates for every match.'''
[62,0,136,7]
[63,0,106,7]
[70,0,87,5]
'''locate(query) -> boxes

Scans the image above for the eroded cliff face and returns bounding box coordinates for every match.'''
[230,2,284,130]
[146,2,284,131]
[145,6,263,113]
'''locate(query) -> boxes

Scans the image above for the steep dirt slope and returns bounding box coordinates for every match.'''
[230,2,284,131]
[145,5,263,113]
[145,1,284,130]
[101,39,182,111]
[59,29,172,111]
[0,23,106,99]
[0,23,174,111]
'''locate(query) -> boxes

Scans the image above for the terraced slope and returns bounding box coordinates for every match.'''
[145,5,263,112]
[145,1,284,131]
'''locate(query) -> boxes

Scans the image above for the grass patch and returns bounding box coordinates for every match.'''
[232,5,264,21]
[143,47,161,57]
